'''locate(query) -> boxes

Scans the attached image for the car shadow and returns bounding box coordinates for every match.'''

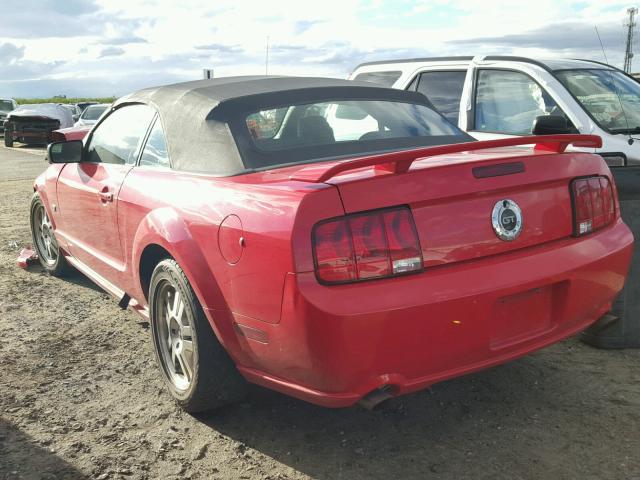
[26,263,103,294]
[61,269,105,294]
[0,419,90,479]
[193,350,615,479]
[1,141,46,150]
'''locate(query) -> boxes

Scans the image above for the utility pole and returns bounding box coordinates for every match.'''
[624,7,638,73]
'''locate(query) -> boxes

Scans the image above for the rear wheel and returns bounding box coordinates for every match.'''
[30,194,70,276]
[149,259,247,412]
[4,126,13,147]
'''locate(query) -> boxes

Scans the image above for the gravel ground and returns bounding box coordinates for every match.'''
[1,144,639,480]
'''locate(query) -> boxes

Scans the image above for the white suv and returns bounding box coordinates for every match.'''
[350,56,640,165]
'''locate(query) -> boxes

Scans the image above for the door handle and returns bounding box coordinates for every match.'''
[99,187,114,203]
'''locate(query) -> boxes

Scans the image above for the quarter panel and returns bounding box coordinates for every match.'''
[119,168,327,327]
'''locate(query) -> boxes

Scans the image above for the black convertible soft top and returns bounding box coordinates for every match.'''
[114,76,460,175]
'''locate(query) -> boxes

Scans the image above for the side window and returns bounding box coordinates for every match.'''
[474,70,568,135]
[140,118,170,168]
[87,104,155,165]
[353,71,402,87]
[416,71,466,124]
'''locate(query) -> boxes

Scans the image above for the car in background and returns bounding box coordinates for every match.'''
[74,103,109,127]
[350,56,640,166]
[59,103,81,122]
[32,77,632,412]
[0,98,18,134]
[4,103,74,147]
[76,101,98,112]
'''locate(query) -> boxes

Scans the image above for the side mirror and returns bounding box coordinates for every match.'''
[532,115,571,135]
[47,140,83,164]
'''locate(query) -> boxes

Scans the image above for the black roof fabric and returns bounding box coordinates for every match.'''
[117,76,389,106]
[112,76,420,175]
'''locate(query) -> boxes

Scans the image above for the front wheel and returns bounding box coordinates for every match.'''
[149,259,247,412]
[4,127,13,147]
[30,194,70,276]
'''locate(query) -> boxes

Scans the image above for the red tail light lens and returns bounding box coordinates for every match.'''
[313,206,423,284]
[313,219,356,283]
[570,176,615,236]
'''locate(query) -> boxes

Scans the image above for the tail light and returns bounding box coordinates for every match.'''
[570,176,615,236]
[312,206,423,284]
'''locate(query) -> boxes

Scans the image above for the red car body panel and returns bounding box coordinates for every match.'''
[35,135,634,407]
[51,125,91,142]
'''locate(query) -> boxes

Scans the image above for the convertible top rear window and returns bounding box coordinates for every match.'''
[235,99,471,171]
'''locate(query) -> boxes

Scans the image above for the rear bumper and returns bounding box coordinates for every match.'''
[5,124,55,144]
[228,219,634,407]
[7,131,50,140]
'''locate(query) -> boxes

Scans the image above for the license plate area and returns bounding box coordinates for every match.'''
[490,283,565,349]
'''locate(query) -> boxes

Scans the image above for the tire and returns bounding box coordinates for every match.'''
[4,127,13,147]
[29,194,70,276]
[149,259,247,412]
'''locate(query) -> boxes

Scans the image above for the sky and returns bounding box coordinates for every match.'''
[0,0,638,98]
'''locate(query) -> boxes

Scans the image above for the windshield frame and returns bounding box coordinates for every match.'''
[225,96,473,172]
[554,67,640,134]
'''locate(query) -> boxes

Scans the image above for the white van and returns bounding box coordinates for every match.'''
[350,56,640,165]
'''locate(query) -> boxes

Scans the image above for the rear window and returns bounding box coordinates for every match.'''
[82,105,108,120]
[237,99,471,170]
[353,71,402,87]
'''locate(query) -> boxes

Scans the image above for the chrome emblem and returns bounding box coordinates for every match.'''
[492,199,522,241]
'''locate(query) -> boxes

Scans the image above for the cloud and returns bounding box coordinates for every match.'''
[101,36,148,45]
[0,0,99,38]
[450,21,623,52]
[0,0,633,99]
[0,41,65,83]
[0,43,25,65]
[293,20,324,34]
[4,0,101,15]
[194,43,244,54]
[270,41,431,72]
[0,0,145,38]
[99,47,125,58]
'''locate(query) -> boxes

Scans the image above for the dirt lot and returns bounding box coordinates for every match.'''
[1,145,639,480]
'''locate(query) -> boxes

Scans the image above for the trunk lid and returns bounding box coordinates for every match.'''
[288,141,608,268]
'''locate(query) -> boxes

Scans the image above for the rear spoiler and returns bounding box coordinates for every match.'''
[290,134,602,183]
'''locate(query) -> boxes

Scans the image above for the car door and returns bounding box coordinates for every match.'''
[56,104,155,281]
[468,69,575,141]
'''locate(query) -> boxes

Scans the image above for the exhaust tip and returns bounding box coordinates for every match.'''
[358,386,395,411]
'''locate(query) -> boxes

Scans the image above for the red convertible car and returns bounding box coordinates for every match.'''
[33,77,633,412]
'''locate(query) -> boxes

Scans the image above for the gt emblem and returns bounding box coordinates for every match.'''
[492,199,523,241]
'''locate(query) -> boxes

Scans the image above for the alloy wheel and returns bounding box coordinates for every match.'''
[34,204,58,265]
[154,281,196,391]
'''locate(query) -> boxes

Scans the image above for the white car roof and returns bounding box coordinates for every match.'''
[354,56,615,73]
